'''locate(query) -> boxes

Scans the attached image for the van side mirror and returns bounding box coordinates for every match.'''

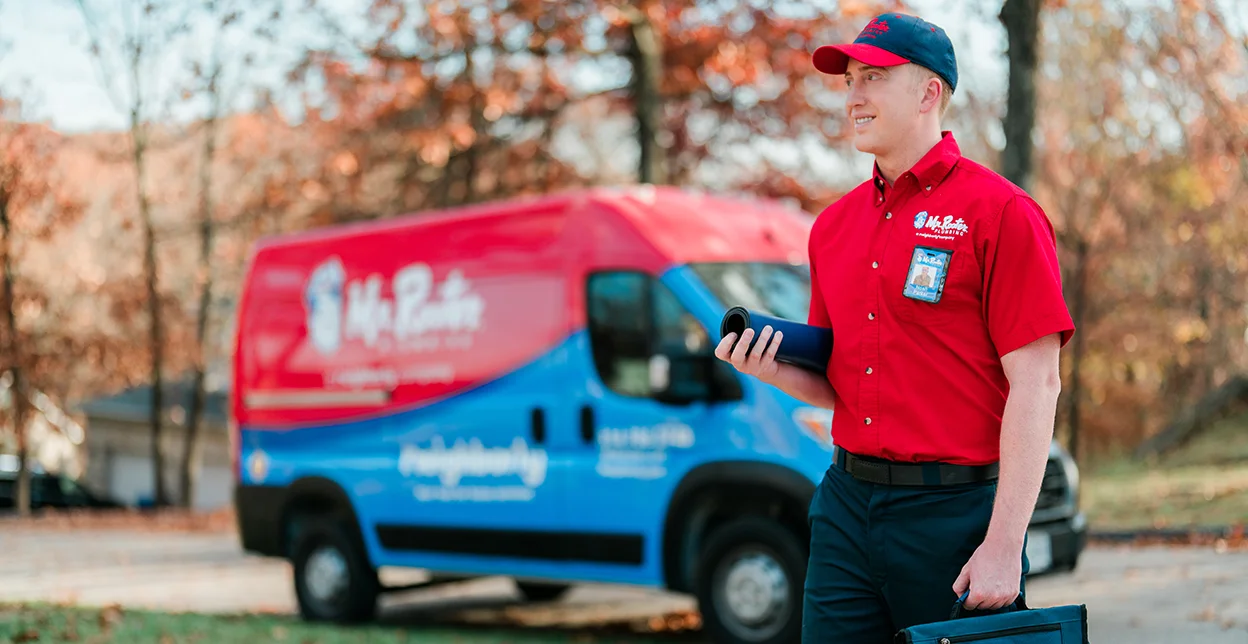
[650,352,717,404]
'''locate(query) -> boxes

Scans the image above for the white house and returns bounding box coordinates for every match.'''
[77,380,233,510]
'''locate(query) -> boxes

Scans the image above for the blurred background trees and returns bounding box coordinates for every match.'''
[0,0,1246,506]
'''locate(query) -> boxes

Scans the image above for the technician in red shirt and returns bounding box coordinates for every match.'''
[715,12,1075,643]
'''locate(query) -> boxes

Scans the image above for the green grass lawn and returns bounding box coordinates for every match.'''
[1080,410,1248,532]
[0,602,690,644]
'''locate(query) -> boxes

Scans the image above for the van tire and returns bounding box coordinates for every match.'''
[694,517,806,644]
[515,581,572,602]
[291,516,380,624]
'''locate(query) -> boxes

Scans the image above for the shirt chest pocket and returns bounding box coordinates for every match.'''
[881,238,975,327]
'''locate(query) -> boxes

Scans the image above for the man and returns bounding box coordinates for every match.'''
[912,265,933,288]
[714,12,1074,644]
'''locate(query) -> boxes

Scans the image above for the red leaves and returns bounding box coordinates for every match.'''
[271,0,892,220]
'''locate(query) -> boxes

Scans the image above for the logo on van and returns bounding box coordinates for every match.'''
[304,257,347,354]
[304,257,486,355]
[398,436,548,502]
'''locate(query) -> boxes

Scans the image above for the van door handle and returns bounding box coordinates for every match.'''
[531,407,546,444]
[580,405,594,444]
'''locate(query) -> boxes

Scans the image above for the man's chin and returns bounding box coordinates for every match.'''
[853,134,880,155]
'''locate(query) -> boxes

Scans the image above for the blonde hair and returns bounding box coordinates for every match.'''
[911,64,952,117]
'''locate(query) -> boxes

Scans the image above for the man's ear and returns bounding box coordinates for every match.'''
[919,77,943,115]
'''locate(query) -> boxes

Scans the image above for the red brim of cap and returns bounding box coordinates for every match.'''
[812,43,910,75]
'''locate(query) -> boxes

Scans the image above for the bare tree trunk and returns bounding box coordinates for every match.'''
[1195,256,1214,396]
[624,4,665,185]
[129,52,168,510]
[1064,238,1089,462]
[461,9,482,204]
[0,188,30,516]
[999,0,1041,191]
[180,56,223,509]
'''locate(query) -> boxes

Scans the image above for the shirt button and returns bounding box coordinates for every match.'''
[865,417,872,425]
[866,367,873,375]
[872,261,879,269]
[926,185,932,191]
[868,312,875,320]
[885,212,893,220]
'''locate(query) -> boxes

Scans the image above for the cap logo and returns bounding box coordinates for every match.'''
[859,16,890,40]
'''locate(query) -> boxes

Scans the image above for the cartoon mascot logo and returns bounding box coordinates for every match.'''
[304,257,346,354]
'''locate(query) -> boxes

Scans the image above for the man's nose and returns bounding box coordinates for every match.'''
[846,82,865,110]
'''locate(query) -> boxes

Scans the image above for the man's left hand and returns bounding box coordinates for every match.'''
[952,537,1022,611]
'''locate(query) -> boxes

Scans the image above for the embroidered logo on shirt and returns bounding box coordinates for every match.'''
[915,213,969,241]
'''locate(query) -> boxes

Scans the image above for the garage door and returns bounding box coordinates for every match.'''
[106,454,232,510]
[193,464,232,510]
[107,453,155,506]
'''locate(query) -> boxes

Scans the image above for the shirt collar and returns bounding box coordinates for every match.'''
[872,131,962,199]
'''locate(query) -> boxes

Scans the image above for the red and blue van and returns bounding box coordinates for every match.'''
[230,186,1086,644]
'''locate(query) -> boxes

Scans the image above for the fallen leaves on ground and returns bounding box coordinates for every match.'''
[97,604,123,631]
[0,507,236,534]
[635,610,702,634]
[1090,523,1248,551]
[11,629,40,642]
[1,602,670,643]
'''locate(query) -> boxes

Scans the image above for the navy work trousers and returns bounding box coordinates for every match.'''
[801,457,1029,643]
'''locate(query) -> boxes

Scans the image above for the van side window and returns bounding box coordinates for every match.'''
[586,271,713,400]
[587,272,652,398]
[652,282,711,357]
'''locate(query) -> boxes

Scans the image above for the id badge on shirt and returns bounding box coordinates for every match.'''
[903,246,952,303]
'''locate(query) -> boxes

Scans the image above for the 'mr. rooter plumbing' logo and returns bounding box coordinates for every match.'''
[303,256,486,355]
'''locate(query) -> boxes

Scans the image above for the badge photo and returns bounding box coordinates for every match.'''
[903,246,953,304]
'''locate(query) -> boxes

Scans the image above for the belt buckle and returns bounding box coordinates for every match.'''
[849,458,890,485]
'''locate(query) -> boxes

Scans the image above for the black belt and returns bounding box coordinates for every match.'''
[832,447,999,486]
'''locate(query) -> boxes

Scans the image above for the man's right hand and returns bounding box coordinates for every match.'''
[715,325,783,384]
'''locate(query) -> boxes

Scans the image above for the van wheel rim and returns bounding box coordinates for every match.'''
[714,548,790,640]
[305,546,349,606]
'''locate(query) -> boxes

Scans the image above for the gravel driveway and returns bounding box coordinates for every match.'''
[1,524,1245,642]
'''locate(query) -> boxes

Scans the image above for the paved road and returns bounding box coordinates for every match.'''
[0,526,1246,642]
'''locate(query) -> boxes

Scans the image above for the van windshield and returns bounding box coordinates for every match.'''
[689,262,812,322]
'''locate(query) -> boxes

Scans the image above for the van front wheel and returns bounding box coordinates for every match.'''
[694,517,806,644]
[291,516,380,623]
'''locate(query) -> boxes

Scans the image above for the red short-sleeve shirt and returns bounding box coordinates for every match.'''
[807,132,1074,466]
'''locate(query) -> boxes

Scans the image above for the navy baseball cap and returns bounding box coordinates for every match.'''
[813,13,958,92]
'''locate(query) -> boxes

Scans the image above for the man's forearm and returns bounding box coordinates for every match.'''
[984,377,1061,549]
[764,363,838,410]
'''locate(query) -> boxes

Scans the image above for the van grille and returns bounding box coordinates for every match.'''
[1035,458,1068,512]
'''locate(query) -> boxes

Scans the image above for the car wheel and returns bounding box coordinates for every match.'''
[694,517,806,644]
[515,581,572,602]
[291,516,380,623]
